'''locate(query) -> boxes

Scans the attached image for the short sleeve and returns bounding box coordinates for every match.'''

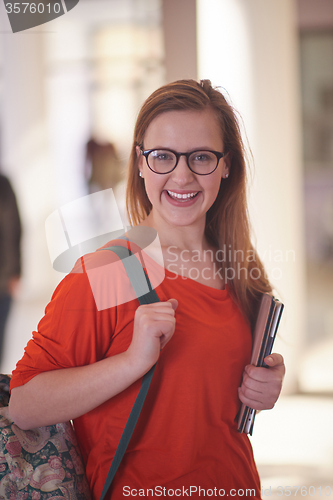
[10,258,116,390]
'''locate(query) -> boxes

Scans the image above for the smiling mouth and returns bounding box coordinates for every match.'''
[166,190,199,200]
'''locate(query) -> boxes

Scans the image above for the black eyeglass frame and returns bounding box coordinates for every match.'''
[140,148,225,175]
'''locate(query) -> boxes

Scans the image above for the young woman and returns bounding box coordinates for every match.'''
[9,80,285,499]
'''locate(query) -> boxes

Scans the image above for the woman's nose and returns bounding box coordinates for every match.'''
[170,156,194,184]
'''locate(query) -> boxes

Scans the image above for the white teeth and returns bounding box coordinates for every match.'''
[167,190,198,200]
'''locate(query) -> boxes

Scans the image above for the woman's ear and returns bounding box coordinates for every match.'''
[222,151,232,179]
[136,146,144,178]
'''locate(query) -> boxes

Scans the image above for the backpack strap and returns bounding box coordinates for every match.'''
[99,245,160,500]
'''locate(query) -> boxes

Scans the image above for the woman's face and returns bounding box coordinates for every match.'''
[137,108,230,233]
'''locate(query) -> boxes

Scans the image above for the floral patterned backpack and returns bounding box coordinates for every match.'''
[0,374,91,500]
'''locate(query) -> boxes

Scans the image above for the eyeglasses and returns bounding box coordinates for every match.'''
[140,148,225,175]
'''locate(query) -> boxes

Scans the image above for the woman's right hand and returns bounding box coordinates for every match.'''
[126,298,178,372]
[9,298,178,430]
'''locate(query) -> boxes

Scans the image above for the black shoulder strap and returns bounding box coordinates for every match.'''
[100,245,160,500]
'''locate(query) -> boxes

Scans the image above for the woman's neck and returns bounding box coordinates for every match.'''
[140,211,210,253]
[137,212,224,290]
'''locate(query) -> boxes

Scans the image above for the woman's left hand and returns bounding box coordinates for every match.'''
[238,353,285,411]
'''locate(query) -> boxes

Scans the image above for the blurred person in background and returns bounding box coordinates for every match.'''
[0,173,21,365]
[85,138,124,193]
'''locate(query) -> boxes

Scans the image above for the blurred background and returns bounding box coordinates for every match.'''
[0,0,332,497]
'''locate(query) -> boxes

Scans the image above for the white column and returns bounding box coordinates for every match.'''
[0,20,58,297]
[197,0,305,393]
[162,0,197,82]
[0,11,59,373]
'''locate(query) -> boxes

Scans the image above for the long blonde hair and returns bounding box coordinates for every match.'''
[126,79,272,325]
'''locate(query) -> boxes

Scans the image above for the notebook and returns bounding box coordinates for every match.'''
[237,293,284,435]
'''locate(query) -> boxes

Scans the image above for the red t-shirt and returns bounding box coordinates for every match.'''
[11,242,261,499]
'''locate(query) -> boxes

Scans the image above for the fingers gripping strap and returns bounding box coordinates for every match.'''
[99,245,159,500]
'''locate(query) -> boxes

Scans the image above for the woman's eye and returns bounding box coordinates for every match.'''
[152,151,173,161]
[193,153,210,162]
